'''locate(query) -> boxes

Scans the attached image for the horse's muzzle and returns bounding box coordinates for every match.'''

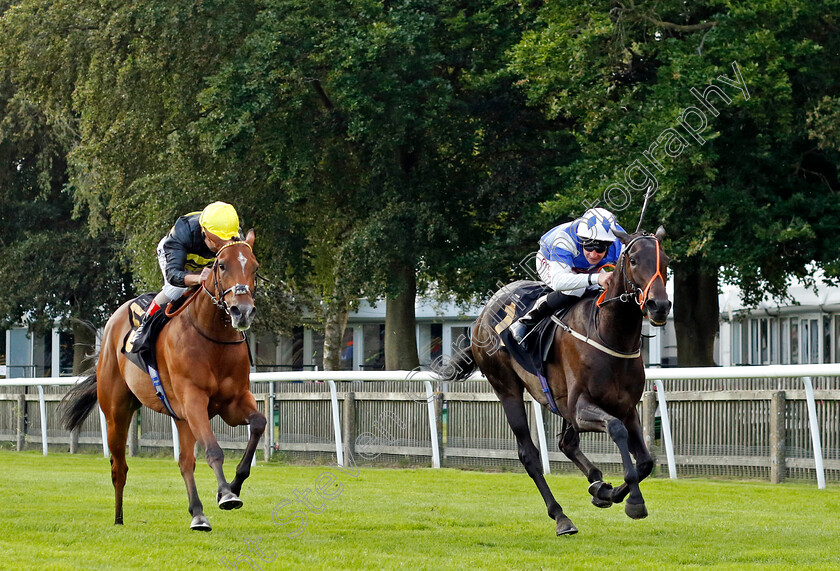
[229,303,256,331]
[644,299,671,327]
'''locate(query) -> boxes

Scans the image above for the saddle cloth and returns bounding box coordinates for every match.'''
[121,293,171,374]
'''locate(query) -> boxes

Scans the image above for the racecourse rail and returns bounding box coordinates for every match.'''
[1,365,838,488]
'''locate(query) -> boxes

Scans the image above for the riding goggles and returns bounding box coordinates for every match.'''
[582,242,610,254]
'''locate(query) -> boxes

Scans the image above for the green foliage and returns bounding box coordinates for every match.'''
[0,50,130,330]
[509,0,840,305]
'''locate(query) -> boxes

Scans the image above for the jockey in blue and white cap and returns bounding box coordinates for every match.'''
[510,207,626,344]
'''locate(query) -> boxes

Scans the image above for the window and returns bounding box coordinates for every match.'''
[339,328,354,371]
[450,326,470,355]
[780,319,790,365]
[790,321,799,364]
[362,324,385,370]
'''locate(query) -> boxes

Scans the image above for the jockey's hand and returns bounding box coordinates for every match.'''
[597,271,612,288]
[199,267,212,282]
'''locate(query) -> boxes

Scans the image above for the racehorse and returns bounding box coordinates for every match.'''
[450,228,670,535]
[60,230,264,531]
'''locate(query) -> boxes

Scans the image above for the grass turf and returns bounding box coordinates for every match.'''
[1,450,838,570]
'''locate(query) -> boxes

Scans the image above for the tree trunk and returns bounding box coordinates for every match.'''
[71,321,97,375]
[322,294,349,371]
[384,263,420,370]
[673,265,719,366]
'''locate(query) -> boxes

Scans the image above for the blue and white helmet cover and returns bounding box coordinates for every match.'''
[575,208,619,243]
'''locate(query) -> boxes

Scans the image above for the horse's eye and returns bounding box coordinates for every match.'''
[629,257,637,266]
[218,262,226,272]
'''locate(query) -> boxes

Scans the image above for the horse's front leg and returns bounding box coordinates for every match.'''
[223,394,267,497]
[601,412,652,514]
[557,419,613,508]
[175,420,211,531]
[181,391,241,511]
[574,397,647,519]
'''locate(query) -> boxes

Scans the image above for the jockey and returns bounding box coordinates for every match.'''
[129,201,241,350]
[509,207,626,344]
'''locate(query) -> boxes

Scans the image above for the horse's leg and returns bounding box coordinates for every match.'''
[175,421,211,531]
[600,412,652,517]
[557,420,613,509]
[180,391,241,510]
[104,405,135,525]
[98,352,140,526]
[497,393,578,535]
[224,395,267,497]
[574,397,647,519]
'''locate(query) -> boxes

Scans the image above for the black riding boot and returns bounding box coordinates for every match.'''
[510,291,575,344]
[129,299,167,353]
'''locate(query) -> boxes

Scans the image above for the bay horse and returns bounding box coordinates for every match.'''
[60,230,264,531]
[450,228,670,535]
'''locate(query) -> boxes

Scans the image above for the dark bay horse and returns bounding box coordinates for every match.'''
[451,228,670,535]
[60,230,265,531]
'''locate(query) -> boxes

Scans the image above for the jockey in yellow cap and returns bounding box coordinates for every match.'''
[129,201,241,350]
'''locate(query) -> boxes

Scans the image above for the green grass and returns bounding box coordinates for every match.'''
[1,450,838,570]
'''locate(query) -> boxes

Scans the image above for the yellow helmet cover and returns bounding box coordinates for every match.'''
[199,201,239,240]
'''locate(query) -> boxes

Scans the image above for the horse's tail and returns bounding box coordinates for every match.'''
[443,343,477,382]
[60,369,98,432]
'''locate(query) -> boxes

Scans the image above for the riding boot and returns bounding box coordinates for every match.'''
[509,294,553,344]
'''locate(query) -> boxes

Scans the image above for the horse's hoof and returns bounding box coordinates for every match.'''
[218,492,243,510]
[588,481,614,508]
[190,515,212,531]
[555,516,579,536]
[625,501,648,520]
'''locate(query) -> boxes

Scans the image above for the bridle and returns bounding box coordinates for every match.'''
[597,234,666,313]
[203,240,255,319]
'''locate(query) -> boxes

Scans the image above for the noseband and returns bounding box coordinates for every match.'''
[204,240,254,318]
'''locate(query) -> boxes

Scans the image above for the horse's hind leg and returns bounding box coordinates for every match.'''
[98,359,140,525]
[497,393,577,535]
[575,398,647,519]
[175,421,211,531]
[557,420,613,509]
[105,407,135,526]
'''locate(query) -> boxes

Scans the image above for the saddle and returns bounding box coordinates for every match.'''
[493,283,598,413]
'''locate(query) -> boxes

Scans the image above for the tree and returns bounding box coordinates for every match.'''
[198,0,569,368]
[0,56,132,372]
[509,0,840,365]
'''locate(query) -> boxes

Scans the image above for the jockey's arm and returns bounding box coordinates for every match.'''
[183,268,212,287]
[545,260,598,293]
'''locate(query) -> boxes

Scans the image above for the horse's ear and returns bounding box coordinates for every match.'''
[614,229,630,244]
[655,226,666,242]
[245,228,255,247]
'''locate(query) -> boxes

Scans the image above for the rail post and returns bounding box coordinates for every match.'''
[343,391,356,460]
[769,391,785,484]
[803,377,826,489]
[16,393,25,451]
